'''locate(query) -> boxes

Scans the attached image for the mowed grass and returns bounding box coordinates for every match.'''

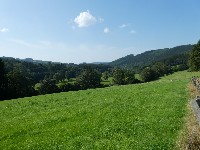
[0,71,199,149]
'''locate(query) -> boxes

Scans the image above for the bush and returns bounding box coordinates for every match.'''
[140,67,158,82]
[76,68,101,90]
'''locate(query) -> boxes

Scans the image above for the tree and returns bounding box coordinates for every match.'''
[112,68,125,85]
[140,67,157,82]
[151,62,171,77]
[0,59,7,100]
[57,81,74,92]
[7,70,36,99]
[53,72,65,83]
[76,68,101,90]
[37,79,59,94]
[124,69,136,84]
[102,71,110,80]
[112,68,136,85]
[189,40,200,71]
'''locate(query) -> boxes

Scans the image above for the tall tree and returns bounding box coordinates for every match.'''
[151,62,170,76]
[37,79,59,94]
[112,68,125,85]
[140,67,157,82]
[76,68,101,90]
[0,59,7,100]
[189,40,200,71]
[124,69,136,84]
[112,68,136,85]
[7,70,36,99]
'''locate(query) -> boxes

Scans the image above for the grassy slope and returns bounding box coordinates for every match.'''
[0,71,199,149]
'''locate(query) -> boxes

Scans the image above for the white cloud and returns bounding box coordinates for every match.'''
[0,28,9,33]
[104,27,110,33]
[120,24,130,28]
[130,30,136,34]
[74,10,97,27]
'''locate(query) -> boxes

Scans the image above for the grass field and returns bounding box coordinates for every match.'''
[0,71,199,149]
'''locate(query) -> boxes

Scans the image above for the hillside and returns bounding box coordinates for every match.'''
[110,44,193,69]
[0,71,198,149]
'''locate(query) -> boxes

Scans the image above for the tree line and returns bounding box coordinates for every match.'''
[0,40,199,101]
[110,44,193,70]
[0,59,113,100]
[140,40,200,82]
[0,57,143,101]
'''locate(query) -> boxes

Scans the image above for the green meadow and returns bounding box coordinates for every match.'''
[0,71,199,149]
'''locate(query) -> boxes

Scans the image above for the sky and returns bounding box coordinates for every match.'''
[0,0,200,64]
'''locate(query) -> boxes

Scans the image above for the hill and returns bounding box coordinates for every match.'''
[0,71,198,149]
[110,44,193,69]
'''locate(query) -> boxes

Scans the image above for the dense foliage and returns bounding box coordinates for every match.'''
[0,59,7,99]
[140,62,172,82]
[0,43,194,100]
[112,68,136,85]
[110,44,193,71]
[189,40,200,71]
[37,79,59,94]
[76,67,101,90]
[140,67,158,82]
[0,58,112,100]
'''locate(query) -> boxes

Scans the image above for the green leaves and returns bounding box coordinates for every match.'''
[189,40,200,71]
[112,68,136,85]
[140,67,157,82]
[76,68,101,89]
[37,79,59,94]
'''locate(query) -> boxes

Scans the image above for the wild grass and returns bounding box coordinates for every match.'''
[177,79,200,150]
[0,71,199,149]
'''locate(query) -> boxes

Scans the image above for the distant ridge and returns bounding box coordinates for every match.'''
[109,44,193,68]
[0,56,73,65]
[90,62,109,65]
[1,44,194,67]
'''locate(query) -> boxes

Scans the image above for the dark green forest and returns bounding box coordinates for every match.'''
[0,43,198,101]
[189,40,200,71]
[0,58,112,100]
[110,44,193,71]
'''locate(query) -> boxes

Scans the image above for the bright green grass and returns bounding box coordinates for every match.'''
[0,71,199,150]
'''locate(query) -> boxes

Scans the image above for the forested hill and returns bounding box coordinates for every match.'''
[110,44,193,68]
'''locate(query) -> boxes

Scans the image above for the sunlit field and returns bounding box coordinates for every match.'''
[0,71,199,149]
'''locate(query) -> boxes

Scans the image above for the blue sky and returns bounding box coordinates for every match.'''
[0,0,200,63]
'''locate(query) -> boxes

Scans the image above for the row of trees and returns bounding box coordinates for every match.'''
[110,44,193,70]
[140,62,172,82]
[36,68,140,94]
[140,40,200,82]
[0,58,191,101]
[0,59,113,100]
[0,57,142,100]
[189,40,200,71]
[1,40,199,100]
[0,59,36,100]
